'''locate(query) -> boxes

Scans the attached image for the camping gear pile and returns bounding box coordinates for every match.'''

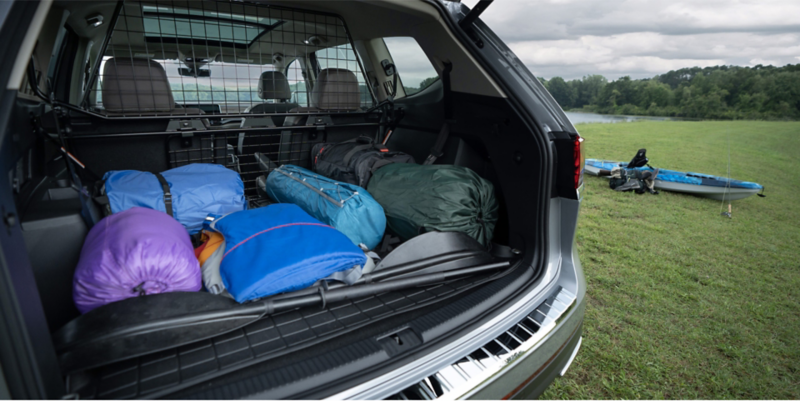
[62,135,506,371]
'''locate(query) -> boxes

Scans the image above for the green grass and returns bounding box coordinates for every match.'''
[540,121,800,399]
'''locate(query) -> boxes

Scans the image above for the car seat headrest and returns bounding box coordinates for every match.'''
[258,71,292,101]
[311,68,360,111]
[101,58,175,113]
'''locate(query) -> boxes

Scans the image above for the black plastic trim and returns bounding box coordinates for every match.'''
[0,1,69,398]
[551,131,579,200]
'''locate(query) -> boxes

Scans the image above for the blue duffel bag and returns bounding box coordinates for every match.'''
[206,204,368,303]
[103,164,246,234]
[265,165,385,250]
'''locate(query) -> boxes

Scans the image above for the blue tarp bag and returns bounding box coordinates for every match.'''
[103,164,246,234]
[208,204,368,303]
[265,165,385,250]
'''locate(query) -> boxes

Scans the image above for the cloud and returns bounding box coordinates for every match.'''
[462,0,800,80]
[749,58,779,66]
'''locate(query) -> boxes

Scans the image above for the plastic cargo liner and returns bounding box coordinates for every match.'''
[67,273,496,399]
[171,267,528,400]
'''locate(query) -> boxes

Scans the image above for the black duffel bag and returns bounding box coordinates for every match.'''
[311,136,415,188]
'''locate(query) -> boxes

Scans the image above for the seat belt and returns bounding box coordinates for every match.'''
[423,62,454,165]
[423,124,450,165]
[47,98,105,226]
[154,173,174,217]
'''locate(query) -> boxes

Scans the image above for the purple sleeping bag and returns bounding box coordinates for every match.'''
[73,207,201,314]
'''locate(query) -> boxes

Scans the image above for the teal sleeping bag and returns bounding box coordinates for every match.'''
[367,164,498,247]
[265,165,385,250]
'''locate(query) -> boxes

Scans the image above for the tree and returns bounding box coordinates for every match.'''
[418,76,438,90]
[538,63,800,119]
[545,77,577,109]
[403,76,439,96]
[575,75,607,107]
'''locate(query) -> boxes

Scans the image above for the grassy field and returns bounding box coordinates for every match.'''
[540,121,800,399]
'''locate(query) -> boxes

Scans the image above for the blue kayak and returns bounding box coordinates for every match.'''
[585,159,763,200]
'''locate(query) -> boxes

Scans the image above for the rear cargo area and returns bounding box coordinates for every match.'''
[22,140,516,398]
[7,0,553,397]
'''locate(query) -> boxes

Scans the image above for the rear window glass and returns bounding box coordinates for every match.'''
[141,5,283,47]
[95,56,278,113]
[383,37,439,97]
[89,1,373,115]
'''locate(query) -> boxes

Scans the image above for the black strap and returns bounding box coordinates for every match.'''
[442,62,453,121]
[154,173,173,217]
[424,62,454,165]
[423,123,450,165]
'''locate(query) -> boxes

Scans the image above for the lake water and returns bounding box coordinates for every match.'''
[564,112,677,125]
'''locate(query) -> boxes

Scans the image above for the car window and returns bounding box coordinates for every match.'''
[314,44,372,108]
[95,57,276,113]
[286,59,308,107]
[382,37,439,97]
[86,2,372,115]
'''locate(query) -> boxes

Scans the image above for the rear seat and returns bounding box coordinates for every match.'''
[100,57,205,116]
[255,68,363,166]
[283,68,361,126]
[246,71,298,127]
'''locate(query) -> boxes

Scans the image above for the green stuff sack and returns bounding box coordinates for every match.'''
[367,164,498,247]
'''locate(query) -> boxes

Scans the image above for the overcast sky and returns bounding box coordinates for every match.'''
[462,0,800,81]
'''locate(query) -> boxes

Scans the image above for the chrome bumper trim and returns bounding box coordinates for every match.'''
[559,336,582,377]
[384,287,576,400]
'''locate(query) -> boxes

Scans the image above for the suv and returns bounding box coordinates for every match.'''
[0,0,585,399]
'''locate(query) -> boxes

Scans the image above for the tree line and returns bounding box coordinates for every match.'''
[541,64,800,120]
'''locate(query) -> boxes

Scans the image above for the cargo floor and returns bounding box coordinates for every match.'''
[68,274,490,399]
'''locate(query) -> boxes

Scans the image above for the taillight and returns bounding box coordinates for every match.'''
[574,136,585,189]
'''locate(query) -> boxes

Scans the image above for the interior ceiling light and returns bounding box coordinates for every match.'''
[86,14,104,28]
[303,35,325,46]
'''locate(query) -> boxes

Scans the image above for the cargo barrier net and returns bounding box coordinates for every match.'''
[82,0,376,201]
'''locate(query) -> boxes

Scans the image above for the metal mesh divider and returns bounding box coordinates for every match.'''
[90,0,374,116]
[166,128,321,201]
[86,0,378,202]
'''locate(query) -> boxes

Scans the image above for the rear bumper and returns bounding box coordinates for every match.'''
[469,300,585,399]
[372,197,586,400]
